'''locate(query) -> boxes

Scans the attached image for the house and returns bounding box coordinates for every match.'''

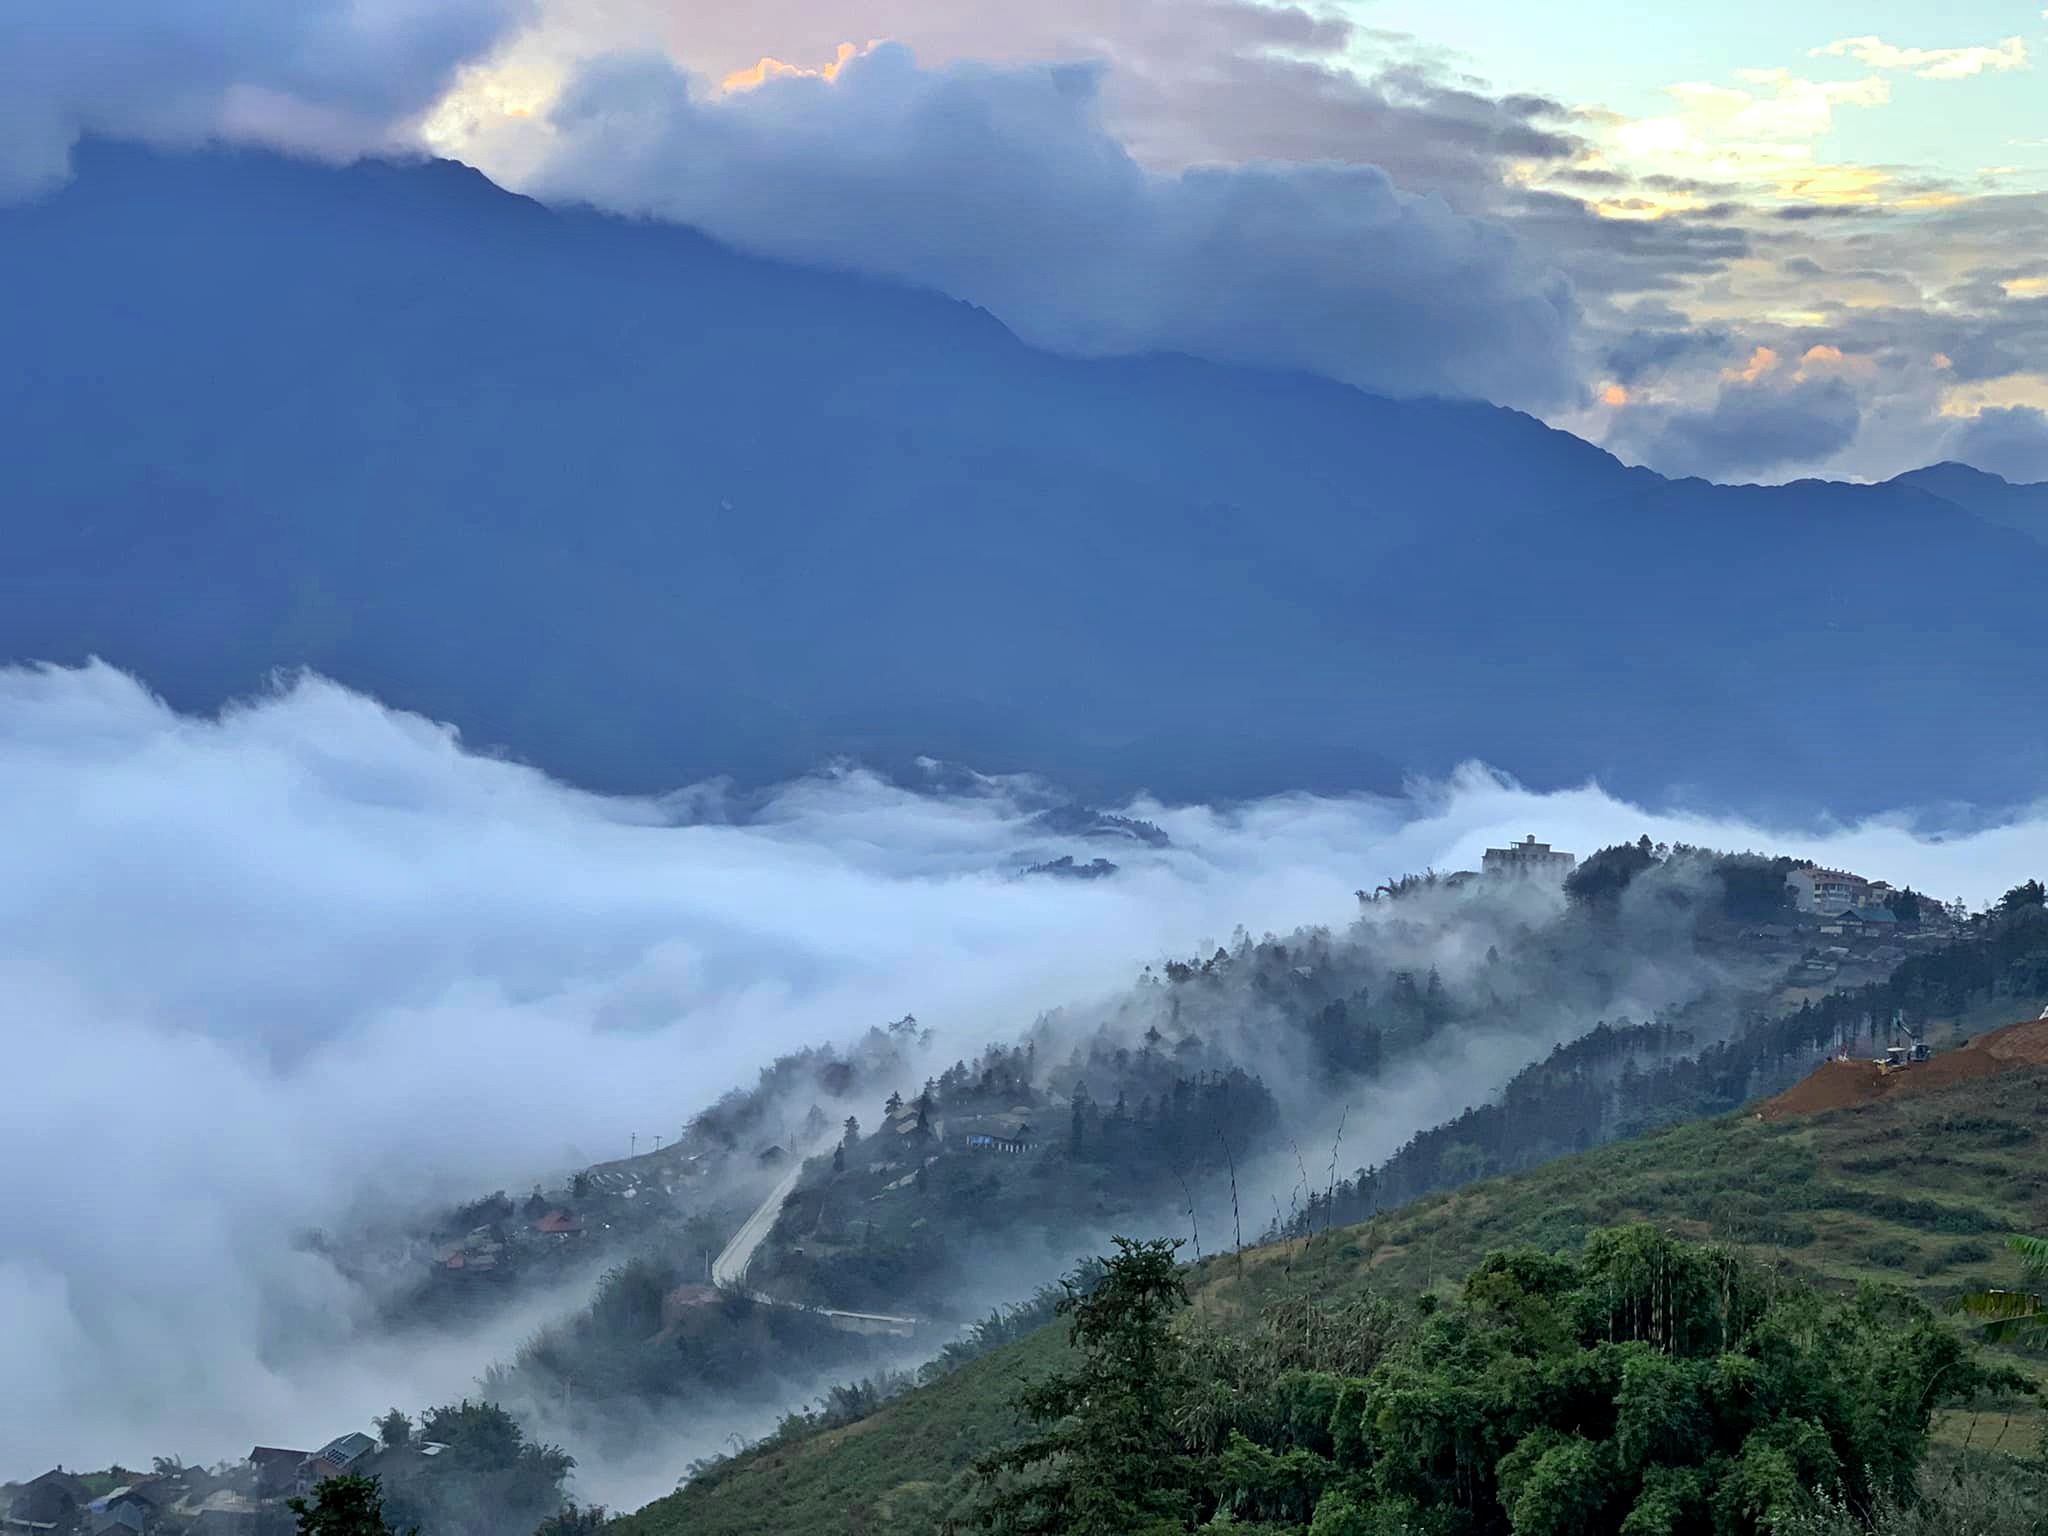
[8,1471,90,1534]
[952,1113,1038,1154]
[438,1226,506,1276]
[190,1492,262,1536]
[299,1433,377,1488]
[1839,905,1899,930]
[247,1449,308,1503]
[530,1209,584,1236]
[85,1485,166,1536]
[87,1507,143,1536]
[1481,835,1577,882]
[963,1133,1034,1154]
[1785,866,1871,916]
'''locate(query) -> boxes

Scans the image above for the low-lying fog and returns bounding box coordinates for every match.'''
[3,660,2041,1483]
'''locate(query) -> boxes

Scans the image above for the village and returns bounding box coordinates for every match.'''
[1463,836,1961,1001]
[6,1432,421,1536]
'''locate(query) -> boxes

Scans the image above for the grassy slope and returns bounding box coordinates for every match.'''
[622,1063,2048,1536]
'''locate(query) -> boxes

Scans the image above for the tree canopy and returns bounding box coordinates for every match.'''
[978,1225,2014,1536]
[977,1236,1194,1536]
[290,1475,402,1536]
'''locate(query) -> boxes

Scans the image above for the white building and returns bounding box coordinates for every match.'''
[1786,866,1871,916]
[1482,835,1577,882]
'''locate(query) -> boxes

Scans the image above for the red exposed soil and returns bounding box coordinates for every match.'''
[1758,1016,2048,1120]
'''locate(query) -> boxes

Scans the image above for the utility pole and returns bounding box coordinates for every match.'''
[631,1133,638,1157]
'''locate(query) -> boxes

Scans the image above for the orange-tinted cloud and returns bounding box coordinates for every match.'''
[723,41,866,94]
[1728,346,1780,384]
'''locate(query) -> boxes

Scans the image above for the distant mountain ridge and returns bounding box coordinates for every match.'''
[1888,461,2048,543]
[3,140,2045,812]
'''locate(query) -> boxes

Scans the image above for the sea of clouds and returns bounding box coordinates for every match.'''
[3,659,2043,1478]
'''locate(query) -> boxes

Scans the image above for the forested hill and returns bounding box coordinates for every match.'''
[5,141,2048,811]
[1296,870,2048,1233]
[626,1053,2048,1536]
[391,849,2040,1473]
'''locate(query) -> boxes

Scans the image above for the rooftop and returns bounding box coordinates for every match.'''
[311,1432,378,1467]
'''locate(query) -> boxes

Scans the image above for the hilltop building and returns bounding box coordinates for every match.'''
[1786,867,1872,916]
[1482,835,1576,882]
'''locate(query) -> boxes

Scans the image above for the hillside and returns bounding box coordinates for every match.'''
[1758,1014,2048,1120]
[624,1046,2048,1536]
[6,142,2048,811]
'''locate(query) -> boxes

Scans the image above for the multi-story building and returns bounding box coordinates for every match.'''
[1481,835,1577,882]
[1785,866,1871,916]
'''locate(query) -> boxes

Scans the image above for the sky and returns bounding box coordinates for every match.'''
[5,659,2048,1478]
[1,0,2044,482]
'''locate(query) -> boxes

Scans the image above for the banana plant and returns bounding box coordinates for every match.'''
[1956,1234,2048,1343]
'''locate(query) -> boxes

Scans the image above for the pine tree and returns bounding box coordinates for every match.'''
[976,1237,1191,1535]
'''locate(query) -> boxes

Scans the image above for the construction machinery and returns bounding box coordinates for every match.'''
[1875,1011,1930,1072]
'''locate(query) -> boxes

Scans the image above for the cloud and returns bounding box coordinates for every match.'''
[1608,364,1863,479]
[1589,65,1892,210]
[455,0,1579,197]
[1945,405,2048,482]
[0,0,534,199]
[7,661,2048,1477]
[453,44,1580,408]
[1811,35,2030,81]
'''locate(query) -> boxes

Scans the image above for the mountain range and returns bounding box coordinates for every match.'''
[4,139,2045,812]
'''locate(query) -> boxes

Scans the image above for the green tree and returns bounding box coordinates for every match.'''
[375,1409,412,1449]
[289,1475,401,1536]
[1192,1226,2005,1534]
[533,1504,610,1535]
[378,1401,574,1536]
[977,1237,1193,1535]
[1958,1234,2048,1344]
[1997,880,2046,914]
[1566,841,1659,909]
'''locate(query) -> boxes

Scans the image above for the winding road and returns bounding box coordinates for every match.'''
[710,1137,827,1288]
[708,1136,921,1336]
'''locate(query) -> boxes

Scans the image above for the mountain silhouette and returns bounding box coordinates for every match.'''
[4,140,2045,813]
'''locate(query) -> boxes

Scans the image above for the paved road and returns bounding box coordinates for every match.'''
[708,1136,920,1333]
[710,1139,825,1288]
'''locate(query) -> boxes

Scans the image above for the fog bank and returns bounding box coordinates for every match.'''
[2,660,2041,1476]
